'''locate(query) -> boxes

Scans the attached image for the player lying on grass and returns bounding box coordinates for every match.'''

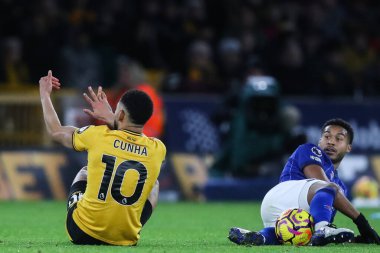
[228,118,380,246]
[39,70,166,245]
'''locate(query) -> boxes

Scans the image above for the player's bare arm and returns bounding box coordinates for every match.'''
[83,86,115,128]
[304,164,360,218]
[303,164,331,182]
[305,165,379,244]
[39,70,77,148]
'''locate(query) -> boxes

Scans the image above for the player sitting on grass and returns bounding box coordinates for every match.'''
[228,118,380,246]
[39,70,166,246]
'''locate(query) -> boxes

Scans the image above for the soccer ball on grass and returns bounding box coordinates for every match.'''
[275,208,314,246]
[352,176,379,199]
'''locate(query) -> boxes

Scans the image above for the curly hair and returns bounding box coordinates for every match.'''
[321,118,354,144]
[120,90,153,125]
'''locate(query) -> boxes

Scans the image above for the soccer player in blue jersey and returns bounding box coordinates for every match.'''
[228,118,380,246]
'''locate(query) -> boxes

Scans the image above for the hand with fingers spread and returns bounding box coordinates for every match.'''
[39,70,61,97]
[83,86,115,126]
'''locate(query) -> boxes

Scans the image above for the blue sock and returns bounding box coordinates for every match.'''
[259,227,280,245]
[310,187,336,224]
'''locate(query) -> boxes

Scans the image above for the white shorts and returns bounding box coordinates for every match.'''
[260,179,324,227]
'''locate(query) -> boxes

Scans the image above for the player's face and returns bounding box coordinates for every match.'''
[318,125,352,164]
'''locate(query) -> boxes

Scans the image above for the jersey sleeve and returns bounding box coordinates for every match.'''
[159,140,167,161]
[157,139,166,162]
[149,137,166,160]
[158,141,167,170]
[295,144,324,170]
[72,125,98,151]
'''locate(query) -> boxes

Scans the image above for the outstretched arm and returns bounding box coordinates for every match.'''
[39,70,77,148]
[305,164,361,217]
[304,164,331,181]
[304,164,380,244]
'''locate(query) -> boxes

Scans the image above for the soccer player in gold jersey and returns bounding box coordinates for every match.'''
[39,70,166,246]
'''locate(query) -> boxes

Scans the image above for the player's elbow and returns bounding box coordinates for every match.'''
[51,131,63,142]
[51,130,74,149]
[45,125,60,137]
[50,130,66,143]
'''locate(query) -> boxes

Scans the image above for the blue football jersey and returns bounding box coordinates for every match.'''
[279,143,347,196]
[279,143,347,222]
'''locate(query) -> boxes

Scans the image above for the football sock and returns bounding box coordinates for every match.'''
[310,187,336,230]
[259,227,280,245]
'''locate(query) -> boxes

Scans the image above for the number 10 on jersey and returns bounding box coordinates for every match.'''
[98,154,147,205]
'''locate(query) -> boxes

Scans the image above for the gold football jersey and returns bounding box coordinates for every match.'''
[70,125,166,245]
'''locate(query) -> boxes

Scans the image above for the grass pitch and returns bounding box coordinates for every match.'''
[0,201,379,252]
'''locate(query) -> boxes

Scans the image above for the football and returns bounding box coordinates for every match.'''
[275,208,314,246]
[352,176,379,199]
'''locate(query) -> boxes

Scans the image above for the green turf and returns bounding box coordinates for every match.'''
[0,201,379,252]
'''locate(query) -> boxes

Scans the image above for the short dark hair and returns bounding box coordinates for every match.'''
[119,90,153,125]
[321,118,354,144]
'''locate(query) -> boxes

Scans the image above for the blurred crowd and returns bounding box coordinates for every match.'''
[1,0,380,97]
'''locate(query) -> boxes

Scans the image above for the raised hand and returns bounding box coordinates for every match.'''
[39,70,61,97]
[83,86,114,125]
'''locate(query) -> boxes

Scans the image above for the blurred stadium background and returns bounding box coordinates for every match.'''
[0,0,380,207]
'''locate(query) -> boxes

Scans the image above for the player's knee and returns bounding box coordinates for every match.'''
[322,182,339,194]
[154,180,159,189]
[308,181,338,202]
[71,166,88,186]
[148,180,159,209]
[315,184,338,198]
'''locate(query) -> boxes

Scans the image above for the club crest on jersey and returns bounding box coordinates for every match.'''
[311,147,322,157]
[77,126,90,134]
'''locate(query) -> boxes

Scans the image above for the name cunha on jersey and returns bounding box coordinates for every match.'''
[113,139,148,156]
